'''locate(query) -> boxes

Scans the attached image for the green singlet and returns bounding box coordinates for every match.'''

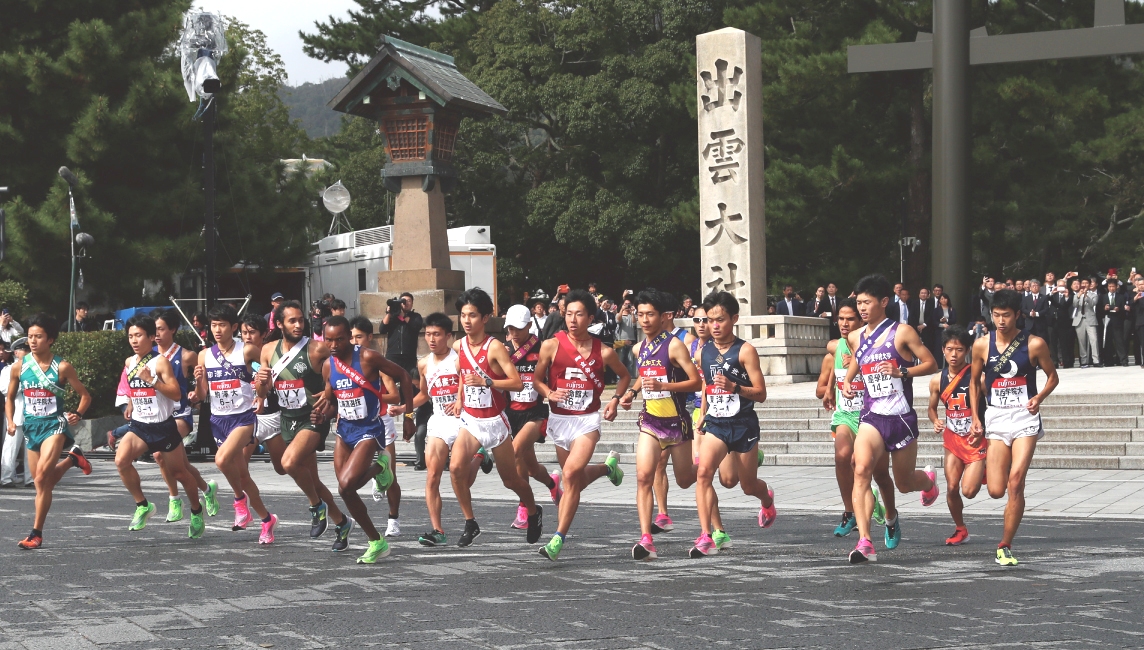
[270,338,330,443]
[20,355,73,452]
[830,337,862,436]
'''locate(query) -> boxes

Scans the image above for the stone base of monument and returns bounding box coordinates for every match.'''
[677,314,829,385]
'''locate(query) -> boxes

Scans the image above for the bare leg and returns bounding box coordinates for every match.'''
[424,438,450,533]
[513,421,553,488]
[554,432,602,535]
[997,437,1037,547]
[385,442,401,520]
[334,437,384,540]
[851,425,886,542]
[872,452,897,521]
[635,434,663,536]
[281,430,345,523]
[695,435,728,535]
[944,451,967,529]
[214,426,270,519]
[490,439,538,514]
[653,448,669,516]
[834,428,856,512]
[888,441,935,493]
[450,429,482,520]
[29,435,75,531]
[114,434,151,504]
[154,452,180,498]
[163,445,200,509]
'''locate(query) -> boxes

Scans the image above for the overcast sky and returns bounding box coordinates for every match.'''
[195,0,360,85]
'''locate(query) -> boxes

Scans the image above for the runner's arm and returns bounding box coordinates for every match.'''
[815,352,833,402]
[487,340,524,393]
[842,330,861,390]
[255,343,273,399]
[193,349,208,403]
[736,340,766,403]
[1027,336,1058,414]
[59,361,91,424]
[927,374,942,432]
[968,337,988,434]
[531,339,559,400]
[243,342,260,366]
[600,345,630,422]
[896,325,937,377]
[312,358,335,423]
[665,338,702,394]
[182,349,200,404]
[5,359,20,435]
[152,356,183,403]
[372,352,412,408]
[411,358,430,409]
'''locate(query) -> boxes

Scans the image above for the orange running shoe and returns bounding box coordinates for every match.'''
[945,527,970,546]
[68,446,92,475]
[17,533,43,550]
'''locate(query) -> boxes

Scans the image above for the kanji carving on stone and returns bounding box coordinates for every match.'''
[699,59,743,112]
[705,263,748,304]
[703,203,747,246]
[703,128,745,183]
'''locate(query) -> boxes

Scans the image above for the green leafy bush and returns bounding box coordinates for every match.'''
[53,330,131,419]
[0,281,29,320]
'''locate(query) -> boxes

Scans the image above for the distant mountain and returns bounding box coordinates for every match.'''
[279,77,350,139]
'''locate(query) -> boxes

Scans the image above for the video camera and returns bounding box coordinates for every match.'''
[386,296,404,317]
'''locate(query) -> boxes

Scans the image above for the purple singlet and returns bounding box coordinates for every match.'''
[856,319,920,451]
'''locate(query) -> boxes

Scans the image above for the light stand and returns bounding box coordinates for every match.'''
[58,167,79,331]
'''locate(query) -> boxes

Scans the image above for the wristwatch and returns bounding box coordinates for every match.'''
[733,384,741,394]
[901,366,910,379]
[404,412,414,420]
[484,377,493,388]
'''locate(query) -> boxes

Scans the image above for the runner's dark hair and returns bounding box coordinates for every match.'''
[125,315,156,337]
[424,312,453,332]
[941,324,973,349]
[635,289,672,314]
[241,313,267,335]
[273,300,305,328]
[701,291,739,316]
[350,315,373,335]
[324,315,350,335]
[838,297,859,318]
[853,274,893,301]
[991,289,1023,314]
[207,304,240,325]
[27,313,59,341]
[155,310,182,333]
[455,287,494,316]
[565,289,596,315]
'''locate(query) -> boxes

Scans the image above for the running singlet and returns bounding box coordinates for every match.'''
[700,338,756,421]
[330,347,383,424]
[939,366,973,436]
[548,331,604,416]
[689,338,704,409]
[834,337,865,414]
[204,343,255,416]
[639,332,687,418]
[19,356,66,421]
[126,354,176,423]
[269,338,324,415]
[158,344,189,412]
[984,332,1038,409]
[507,337,541,410]
[425,351,460,418]
[457,336,508,418]
[857,319,913,416]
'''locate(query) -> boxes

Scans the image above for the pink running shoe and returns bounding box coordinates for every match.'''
[510,503,528,530]
[549,472,564,506]
[920,465,940,507]
[689,533,718,558]
[849,537,877,563]
[758,489,777,528]
[232,495,252,531]
[258,514,278,545]
[632,533,658,561]
[651,513,674,533]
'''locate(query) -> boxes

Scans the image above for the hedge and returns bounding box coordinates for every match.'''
[0,281,29,320]
[53,330,132,419]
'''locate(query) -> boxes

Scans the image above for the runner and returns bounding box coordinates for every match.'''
[690,291,776,557]
[814,298,892,538]
[451,288,543,547]
[842,274,939,563]
[411,313,491,547]
[113,316,207,538]
[532,289,630,560]
[927,325,985,546]
[6,314,93,549]
[502,304,562,531]
[253,300,351,549]
[650,305,687,532]
[969,289,1058,566]
[244,314,284,474]
[315,316,412,563]
[193,305,278,544]
[620,290,703,561]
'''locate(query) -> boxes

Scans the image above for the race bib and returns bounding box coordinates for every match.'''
[946,411,972,435]
[705,383,739,419]
[991,377,1028,408]
[209,379,240,411]
[555,377,592,412]
[860,362,901,399]
[274,378,308,410]
[23,388,57,418]
[463,376,494,409]
[510,372,537,404]
[429,379,457,414]
[336,388,367,420]
[640,366,670,400]
[834,369,865,412]
[129,387,159,419]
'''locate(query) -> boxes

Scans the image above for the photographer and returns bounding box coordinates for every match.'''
[380,292,423,372]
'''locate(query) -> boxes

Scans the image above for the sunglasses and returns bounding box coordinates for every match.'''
[693,317,709,324]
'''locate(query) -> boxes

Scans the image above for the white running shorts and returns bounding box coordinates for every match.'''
[459,411,512,450]
[427,413,461,448]
[255,412,281,442]
[546,412,601,451]
[984,407,1044,446]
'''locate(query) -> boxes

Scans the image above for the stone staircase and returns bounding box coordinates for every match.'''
[532,393,1144,470]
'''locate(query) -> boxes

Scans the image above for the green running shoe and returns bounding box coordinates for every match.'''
[539,534,564,561]
[605,451,623,486]
[871,487,886,526]
[712,529,733,550]
[129,502,156,531]
[357,538,390,563]
[418,529,447,547]
[373,452,394,494]
[203,480,220,517]
[166,497,184,523]
[757,448,765,467]
[996,546,1018,567]
[188,511,205,539]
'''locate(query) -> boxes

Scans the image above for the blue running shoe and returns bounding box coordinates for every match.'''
[833,512,857,537]
[884,516,901,550]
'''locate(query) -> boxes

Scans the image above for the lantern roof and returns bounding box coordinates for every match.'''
[328,36,507,118]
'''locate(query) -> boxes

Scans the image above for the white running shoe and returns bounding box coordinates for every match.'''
[384,518,401,537]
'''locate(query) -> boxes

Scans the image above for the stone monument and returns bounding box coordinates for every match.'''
[328,36,507,317]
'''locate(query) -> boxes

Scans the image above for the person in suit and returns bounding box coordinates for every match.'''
[1073,279,1101,367]
[934,292,958,368]
[1021,279,1051,339]
[808,286,828,321]
[1133,276,1144,367]
[915,287,938,362]
[1098,277,1129,366]
[776,285,804,316]
[972,277,996,329]
[821,282,842,339]
[888,287,917,328]
[1050,280,1075,368]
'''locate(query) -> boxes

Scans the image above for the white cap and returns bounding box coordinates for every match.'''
[504,304,532,330]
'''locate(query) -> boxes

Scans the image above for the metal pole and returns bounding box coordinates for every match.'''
[932,0,971,313]
[203,99,218,311]
[68,188,76,332]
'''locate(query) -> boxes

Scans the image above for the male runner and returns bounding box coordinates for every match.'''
[503,304,562,530]
[114,316,207,537]
[815,298,891,538]
[620,290,703,560]
[928,325,985,546]
[452,288,543,547]
[243,314,283,470]
[970,289,1058,566]
[690,291,776,557]
[6,314,93,549]
[194,305,278,544]
[842,274,939,563]
[532,290,629,560]
[254,300,351,549]
[316,316,410,563]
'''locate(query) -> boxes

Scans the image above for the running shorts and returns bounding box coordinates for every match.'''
[506,403,549,440]
[174,405,194,430]
[210,411,257,447]
[337,418,386,448]
[546,412,601,451]
[859,409,919,452]
[460,411,512,450]
[382,414,397,447]
[943,429,987,464]
[984,408,1044,447]
[255,412,281,442]
[129,418,183,454]
[638,411,692,449]
[427,413,461,448]
[280,411,331,445]
[704,415,760,454]
[831,410,860,439]
[23,416,72,453]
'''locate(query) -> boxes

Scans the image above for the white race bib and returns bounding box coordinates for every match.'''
[429,374,459,416]
[274,378,308,410]
[336,388,367,420]
[834,369,865,412]
[463,380,494,409]
[510,372,537,404]
[640,365,670,401]
[129,387,159,419]
[991,377,1028,408]
[23,389,57,418]
[556,377,593,412]
[705,383,739,419]
[946,411,972,435]
[210,379,240,411]
[860,362,901,399]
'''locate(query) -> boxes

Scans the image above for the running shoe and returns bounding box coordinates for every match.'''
[539,534,563,561]
[510,503,528,530]
[849,537,877,563]
[166,497,184,523]
[920,465,940,507]
[689,533,718,558]
[374,452,394,494]
[996,546,1018,566]
[17,533,42,550]
[651,513,674,533]
[833,512,857,537]
[872,487,886,526]
[233,496,252,531]
[945,527,970,546]
[67,445,92,475]
[372,481,384,502]
[357,538,390,563]
[476,447,493,474]
[129,502,156,531]
[526,505,543,544]
[632,534,658,561]
[310,502,328,538]
[332,517,354,552]
[258,514,278,545]
[419,529,447,547]
[458,519,482,547]
[385,518,401,537]
[885,517,901,550]
[188,511,205,539]
[712,529,733,550]
[605,451,623,486]
[106,431,118,451]
[758,489,777,528]
[549,472,564,505]
[203,480,220,517]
